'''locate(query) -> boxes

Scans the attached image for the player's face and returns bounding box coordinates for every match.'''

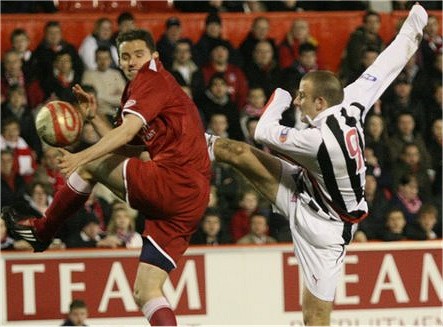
[294,79,317,123]
[119,40,158,81]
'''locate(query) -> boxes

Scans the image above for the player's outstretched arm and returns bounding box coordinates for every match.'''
[58,114,143,177]
[343,3,428,120]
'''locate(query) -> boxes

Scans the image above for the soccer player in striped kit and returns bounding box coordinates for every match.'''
[206,4,428,325]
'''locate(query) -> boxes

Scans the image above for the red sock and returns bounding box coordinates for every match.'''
[34,173,91,241]
[142,297,177,326]
[149,307,177,326]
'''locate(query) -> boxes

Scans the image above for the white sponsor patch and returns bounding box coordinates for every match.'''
[124,99,137,109]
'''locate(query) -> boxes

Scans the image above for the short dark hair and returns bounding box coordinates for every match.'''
[299,42,317,55]
[44,21,60,30]
[95,46,111,57]
[117,12,134,25]
[363,10,381,23]
[69,299,87,312]
[116,29,156,53]
[208,72,227,87]
[203,207,221,219]
[302,71,344,106]
[10,28,28,42]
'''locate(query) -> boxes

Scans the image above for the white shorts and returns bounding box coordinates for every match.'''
[274,160,357,302]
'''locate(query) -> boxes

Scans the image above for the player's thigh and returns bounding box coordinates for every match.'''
[215,138,282,203]
[133,261,169,306]
[79,154,127,200]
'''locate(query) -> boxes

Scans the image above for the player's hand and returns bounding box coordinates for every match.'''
[72,84,97,122]
[57,148,83,178]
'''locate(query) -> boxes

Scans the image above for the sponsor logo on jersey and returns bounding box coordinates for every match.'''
[279,128,290,143]
[123,99,136,109]
[360,73,377,82]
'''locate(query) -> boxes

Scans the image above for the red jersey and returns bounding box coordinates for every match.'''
[118,58,211,180]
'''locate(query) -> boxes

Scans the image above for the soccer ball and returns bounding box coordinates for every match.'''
[35,101,83,147]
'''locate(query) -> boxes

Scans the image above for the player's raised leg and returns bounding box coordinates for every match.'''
[1,153,127,252]
[206,134,281,204]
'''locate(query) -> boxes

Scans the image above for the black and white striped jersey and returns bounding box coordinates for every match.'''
[255,8,426,223]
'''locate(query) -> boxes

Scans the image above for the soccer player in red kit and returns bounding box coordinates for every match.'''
[3,29,211,326]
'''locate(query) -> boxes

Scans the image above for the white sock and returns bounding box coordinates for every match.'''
[141,297,170,321]
[205,133,219,162]
[67,172,93,195]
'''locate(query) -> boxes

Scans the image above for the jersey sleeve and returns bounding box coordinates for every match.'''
[343,4,427,122]
[121,68,169,125]
[254,88,322,168]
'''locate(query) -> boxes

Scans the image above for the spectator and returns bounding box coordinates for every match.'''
[244,40,282,98]
[390,174,422,225]
[354,171,390,241]
[230,189,259,242]
[237,213,276,244]
[426,119,442,197]
[211,161,245,222]
[387,112,431,169]
[104,205,143,248]
[79,17,118,70]
[1,149,26,208]
[422,81,442,133]
[278,19,318,69]
[34,147,65,195]
[382,72,426,136]
[364,114,392,188]
[1,84,43,158]
[240,87,266,139]
[0,215,32,251]
[31,21,84,84]
[344,46,380,86]
[82,47,126,120]
[61,299,88,326]
[340,10,384,84]
[280,42,318,95]
[406,203,439,240]
[196,73,243,140]
[156,17,183,70]
[0,117,37,183]
[111,12,136,47]
[9,28,33,78]
[1,50,45,108]
[418,15,442,72]
[65,213,107,248]
[190,208,231,245]
[413,53,442,104]
[381,208,407,241]
[170,38,205,99]
[201,40,249,108]
[40,50,82,103]
[392,143,432,201]
[194,13,240,67]
[206,113,229,138]
[239,17,277,65]
[24,182,53,216]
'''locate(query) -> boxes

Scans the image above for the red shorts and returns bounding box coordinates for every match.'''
[124,158,210,267]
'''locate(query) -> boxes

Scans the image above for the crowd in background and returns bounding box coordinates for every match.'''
[1,1,442,251]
